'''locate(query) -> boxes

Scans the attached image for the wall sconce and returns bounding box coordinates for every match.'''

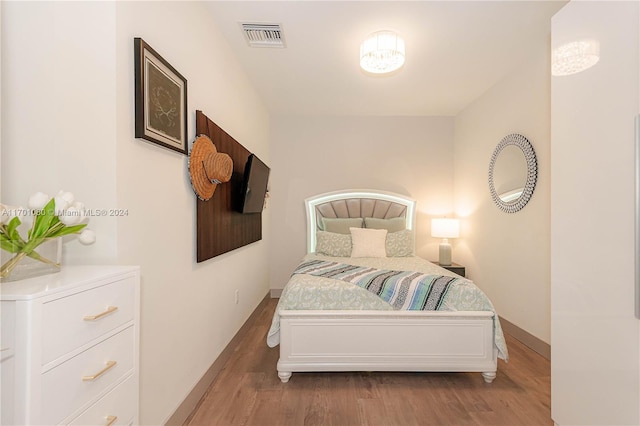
[431,218,460,266]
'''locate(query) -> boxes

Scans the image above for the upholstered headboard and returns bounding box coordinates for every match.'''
[305,190,417,253]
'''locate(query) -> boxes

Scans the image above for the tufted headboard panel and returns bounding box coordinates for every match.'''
[305,190,416,253]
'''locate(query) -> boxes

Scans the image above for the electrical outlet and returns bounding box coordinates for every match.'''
[234,289,239,305]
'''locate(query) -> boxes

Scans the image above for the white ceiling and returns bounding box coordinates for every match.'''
[206,1,566,116]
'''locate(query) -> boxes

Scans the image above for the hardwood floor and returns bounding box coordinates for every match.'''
[186,298,551,426]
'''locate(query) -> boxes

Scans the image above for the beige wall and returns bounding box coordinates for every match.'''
[269,115,456,289]
[453,33,551,343]
[115,3,270,423]
[2,2,270,424]
[1,1,119,264]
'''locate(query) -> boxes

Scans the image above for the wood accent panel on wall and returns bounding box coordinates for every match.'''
[195,110,261,261]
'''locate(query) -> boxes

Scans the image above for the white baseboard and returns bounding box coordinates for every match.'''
[270,288,282,298]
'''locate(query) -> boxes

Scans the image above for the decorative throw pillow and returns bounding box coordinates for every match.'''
[350,227,388,258]
[386,229,414,257]
[364,217,406,233]
[315,231,352,257]
[322,217,364,234]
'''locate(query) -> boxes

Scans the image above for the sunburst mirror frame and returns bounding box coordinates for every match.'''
[488,133,538,214]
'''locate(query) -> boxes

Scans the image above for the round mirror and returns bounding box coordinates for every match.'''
[493,145,527,202]
[488,134,537,213]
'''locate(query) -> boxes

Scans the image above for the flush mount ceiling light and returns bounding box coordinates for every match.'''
[360,30,405,74]
[552,39,600,76]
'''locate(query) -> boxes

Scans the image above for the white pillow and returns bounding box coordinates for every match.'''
[350,227,388,258]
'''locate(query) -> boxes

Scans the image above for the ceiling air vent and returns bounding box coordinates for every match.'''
[240,23,286,48]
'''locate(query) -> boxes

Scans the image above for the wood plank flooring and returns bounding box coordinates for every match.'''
[186,298,551,426]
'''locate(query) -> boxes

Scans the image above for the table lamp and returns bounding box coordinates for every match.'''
[431,218,460,266]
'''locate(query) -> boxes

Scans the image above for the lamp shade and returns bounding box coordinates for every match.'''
[360,31,405,74]
[431,218,460,239]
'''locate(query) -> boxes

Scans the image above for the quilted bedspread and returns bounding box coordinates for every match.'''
[267,254,509,360]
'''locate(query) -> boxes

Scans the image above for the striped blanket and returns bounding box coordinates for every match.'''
[293,259,461,311]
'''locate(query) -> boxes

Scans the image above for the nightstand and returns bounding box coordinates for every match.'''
[433,261,466,277]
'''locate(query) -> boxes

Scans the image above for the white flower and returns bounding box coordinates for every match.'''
[58,191,75,204]
[28,192,50,210]
[59,206,83,226]
[78,229,96,245]
[54,197,69,212]
[70,201,87,222]
[0,204,11,225]
[54,191,74,212]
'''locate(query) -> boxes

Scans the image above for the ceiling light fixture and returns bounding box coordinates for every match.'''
[360,30,405,75]
[552,39,600,76]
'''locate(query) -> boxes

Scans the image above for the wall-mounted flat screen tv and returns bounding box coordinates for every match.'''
[238,154,270,214]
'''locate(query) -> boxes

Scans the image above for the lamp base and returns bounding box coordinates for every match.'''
[438,240,452,266]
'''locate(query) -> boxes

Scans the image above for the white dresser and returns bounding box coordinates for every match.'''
[0,266,140,425]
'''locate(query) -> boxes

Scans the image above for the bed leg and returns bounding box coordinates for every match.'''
[481,372,496,383]
[278,371,292,383]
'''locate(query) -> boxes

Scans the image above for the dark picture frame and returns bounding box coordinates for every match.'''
[134,38,188,154]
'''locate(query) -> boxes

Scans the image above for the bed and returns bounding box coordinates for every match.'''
[267,190,508,384]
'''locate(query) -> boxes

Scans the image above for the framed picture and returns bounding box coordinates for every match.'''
[134,38,188,154]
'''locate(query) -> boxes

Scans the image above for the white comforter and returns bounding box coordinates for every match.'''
[267,254,509,360]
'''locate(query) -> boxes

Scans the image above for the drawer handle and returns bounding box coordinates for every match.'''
[84,306,118,321]
[105,415,118,426]
[82,360,117,381]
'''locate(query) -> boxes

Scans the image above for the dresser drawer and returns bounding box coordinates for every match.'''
[42,277,135,364]
[41,326,134,424]
[69,374,137,426]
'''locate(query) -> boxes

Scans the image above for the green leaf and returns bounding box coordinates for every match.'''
[50,214,61,228]
[27,248,60,266]
[0,238,23,253]
[31,198,56,239]
[48,224,86,238]
[6,216,22,241]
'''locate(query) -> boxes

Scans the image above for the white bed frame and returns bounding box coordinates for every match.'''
[277,190,498,384]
